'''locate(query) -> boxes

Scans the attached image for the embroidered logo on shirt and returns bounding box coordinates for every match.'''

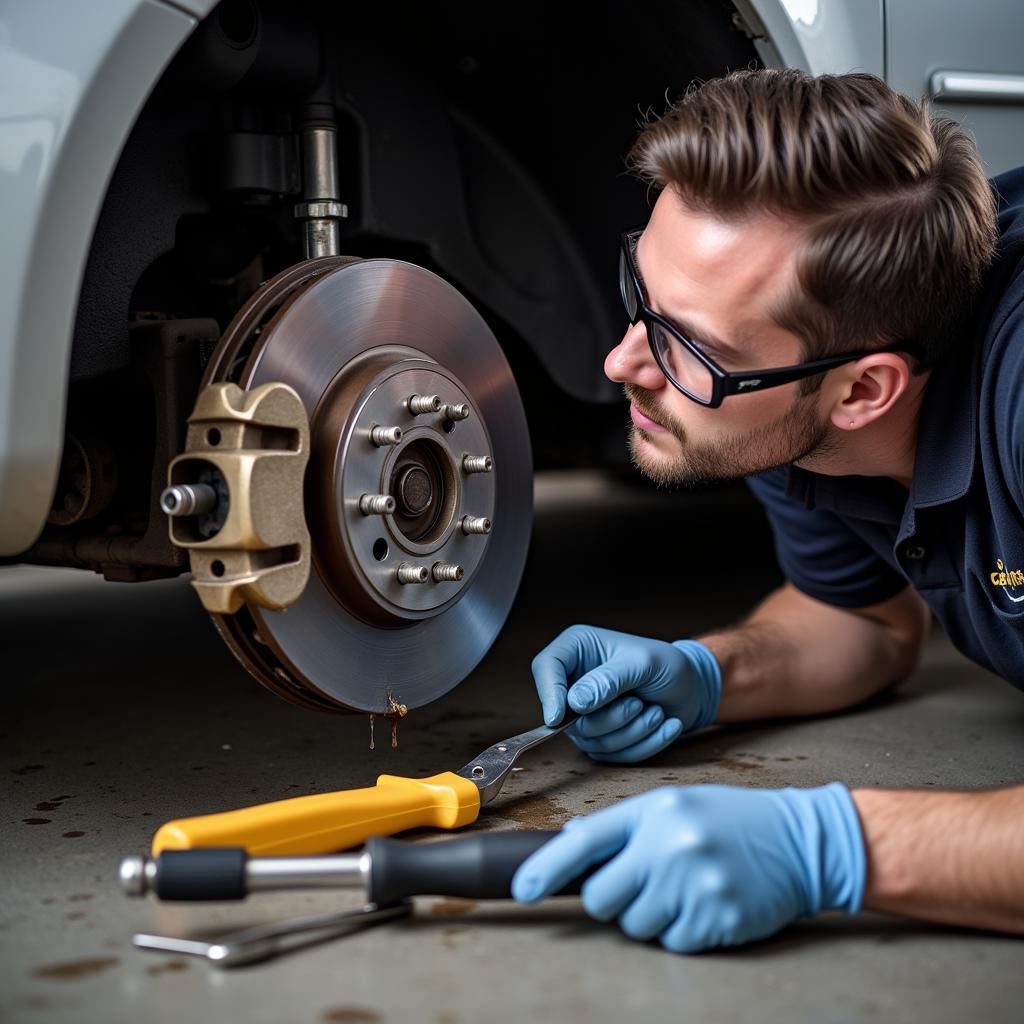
[990,559,1024,603]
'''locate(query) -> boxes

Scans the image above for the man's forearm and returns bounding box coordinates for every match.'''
[853,785,1024,933]
[699,583,928,723]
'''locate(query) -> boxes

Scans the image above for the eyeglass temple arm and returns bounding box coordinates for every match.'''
[719,346,915,395]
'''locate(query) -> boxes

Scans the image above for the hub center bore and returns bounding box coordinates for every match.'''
[395,464,433,517]
[389,437,456,545]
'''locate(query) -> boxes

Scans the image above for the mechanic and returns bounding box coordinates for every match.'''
[511,69,1024,952]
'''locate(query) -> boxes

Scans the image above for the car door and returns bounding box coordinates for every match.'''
[886,0,1024,174]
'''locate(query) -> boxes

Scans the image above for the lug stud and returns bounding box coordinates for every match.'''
[396,563,430,584]
[407,394,442,415]
[441,403,470,421]
[370,425,403,447]
[460,515,492,535]
[160,483,217,517]
[462,455,493,474]
[359,494,396,516]
[431,562,465,582]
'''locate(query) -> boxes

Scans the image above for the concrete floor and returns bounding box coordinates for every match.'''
[3,472,1023,1024]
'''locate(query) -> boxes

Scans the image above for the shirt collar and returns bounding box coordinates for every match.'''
[785,335,978,521]
[907,332,977,508]
[785,465,905,524]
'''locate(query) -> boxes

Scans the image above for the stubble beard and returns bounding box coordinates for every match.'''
[624,382,838,487]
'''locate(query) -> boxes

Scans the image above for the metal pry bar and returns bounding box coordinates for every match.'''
[454,715,579,805]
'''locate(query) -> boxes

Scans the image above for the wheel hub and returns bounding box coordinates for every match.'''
[308,351,496,622]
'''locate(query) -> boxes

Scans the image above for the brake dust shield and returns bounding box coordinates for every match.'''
[200,257,532,713]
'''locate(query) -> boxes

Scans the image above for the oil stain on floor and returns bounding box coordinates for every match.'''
[429,898,478,917]
[31,957,119,980]
[492,793,567,830]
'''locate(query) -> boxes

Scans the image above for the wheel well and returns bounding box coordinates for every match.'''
[71,0,759,411]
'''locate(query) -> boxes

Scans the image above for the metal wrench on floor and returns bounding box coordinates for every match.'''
[123,829,589,967]
[152,715,580,855]
[133,901,412,967]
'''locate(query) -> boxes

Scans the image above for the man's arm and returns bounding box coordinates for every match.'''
[853,785,1024,933]
[513,779,1024,950]
[702,582,931,723]
[530,583,930,761]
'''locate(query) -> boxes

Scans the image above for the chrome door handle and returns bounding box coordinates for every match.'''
[930,70,1024,104]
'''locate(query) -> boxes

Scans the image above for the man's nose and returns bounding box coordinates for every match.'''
[604,322,666,390]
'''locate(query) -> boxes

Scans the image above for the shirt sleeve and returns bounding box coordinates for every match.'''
[746,468,909,609]
[991,293,1024,504]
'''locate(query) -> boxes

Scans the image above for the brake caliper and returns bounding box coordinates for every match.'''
[163,382,310,614]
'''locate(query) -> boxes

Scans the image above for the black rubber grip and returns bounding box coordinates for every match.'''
[154,848,248,901]
[366,830,585,906]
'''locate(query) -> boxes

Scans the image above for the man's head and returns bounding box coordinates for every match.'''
[608,69,997,487]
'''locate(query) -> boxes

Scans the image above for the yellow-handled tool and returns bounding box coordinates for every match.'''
[152,715,579,856]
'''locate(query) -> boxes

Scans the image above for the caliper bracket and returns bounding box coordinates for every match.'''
[166,382,311,615]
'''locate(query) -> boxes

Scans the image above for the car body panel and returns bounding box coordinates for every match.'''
[161,0,218,16]
[742,0,1024,174]
[0,0,195,555]
[739,0,884,77]
[886,0,1024,175]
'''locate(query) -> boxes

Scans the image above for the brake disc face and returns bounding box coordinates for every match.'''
[201,257,531,713]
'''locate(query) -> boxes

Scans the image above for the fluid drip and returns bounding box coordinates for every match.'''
[385,694,408,750]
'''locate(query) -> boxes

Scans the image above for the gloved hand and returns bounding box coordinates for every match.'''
[532,625,722,763]
[512,783,866,953]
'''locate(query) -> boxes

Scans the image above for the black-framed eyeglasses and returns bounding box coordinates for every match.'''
[619,228,917,408]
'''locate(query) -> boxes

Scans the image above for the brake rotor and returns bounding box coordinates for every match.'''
[201,256,532,713]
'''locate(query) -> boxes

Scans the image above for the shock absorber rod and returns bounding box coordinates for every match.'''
[294,103,348,259]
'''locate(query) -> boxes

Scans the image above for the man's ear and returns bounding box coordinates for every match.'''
[828,353,913,431]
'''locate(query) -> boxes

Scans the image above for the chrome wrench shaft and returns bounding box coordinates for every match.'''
[133,900,411,967]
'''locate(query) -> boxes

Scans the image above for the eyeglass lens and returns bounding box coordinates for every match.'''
[649,321,715,403]
[619,239,714,404]
[618,248,638,321]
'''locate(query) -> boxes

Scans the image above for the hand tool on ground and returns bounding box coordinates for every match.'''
[121,830,588,967]
[123,829,582,904]
[152,716,579,856]
[132,901,411,968]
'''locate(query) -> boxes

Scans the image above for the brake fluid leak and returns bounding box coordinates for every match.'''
[387,694,408,750]
[368,696,407,750]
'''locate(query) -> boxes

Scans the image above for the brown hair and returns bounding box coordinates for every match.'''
[628,69,998,384]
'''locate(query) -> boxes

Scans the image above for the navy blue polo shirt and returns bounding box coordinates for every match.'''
[747,166,1024,691]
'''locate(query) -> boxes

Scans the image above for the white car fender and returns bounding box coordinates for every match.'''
[0,0,210,556]
[734,0,883,77]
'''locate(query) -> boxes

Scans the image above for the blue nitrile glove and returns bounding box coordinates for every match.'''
[512,783,866,953]
[532,625,722,763]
